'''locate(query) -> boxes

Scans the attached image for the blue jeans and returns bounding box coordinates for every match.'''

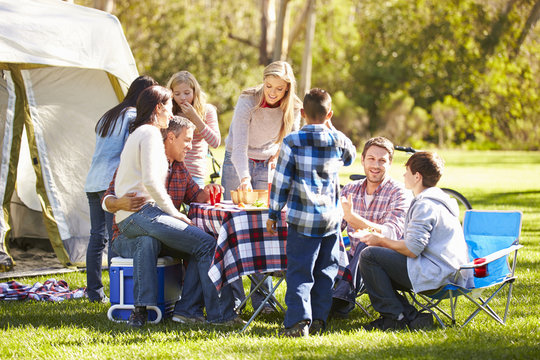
[221,150,274,309]
[284,227,340,328]
[116,203,236,323]
[358,246,417,321]
[111,234,161,306]
[86,191,116,301]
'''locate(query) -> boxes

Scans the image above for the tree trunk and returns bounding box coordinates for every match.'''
[260,0,277,65]
[286,1,311,58]
[299,0,316,96]
[481,0,517,57]
[93,0,115,13]
[273,0,290,61]
[514,0,540,57]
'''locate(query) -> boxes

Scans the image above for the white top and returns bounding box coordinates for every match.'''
[113,124,182,222]
[225,93,300,180]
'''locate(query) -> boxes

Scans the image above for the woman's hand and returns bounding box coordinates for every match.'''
[179,102,197,120]
[175,212,194,225]
[237,177,252,191]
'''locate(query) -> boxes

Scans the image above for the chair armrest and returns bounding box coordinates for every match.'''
[461,244,523,269]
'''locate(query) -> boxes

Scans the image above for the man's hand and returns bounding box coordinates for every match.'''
[105,192,146,213]
[266,219,277,235]
[203,183,224,203]
[341,194,354,219]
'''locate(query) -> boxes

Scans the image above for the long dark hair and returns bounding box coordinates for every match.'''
[95,75,157,137]
[129,85,172,134]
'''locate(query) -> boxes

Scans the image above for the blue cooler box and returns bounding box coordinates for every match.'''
[108,256,182,323]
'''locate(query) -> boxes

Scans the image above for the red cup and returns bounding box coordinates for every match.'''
[214,191,221,204]
[210,188,216,205]
[473,258,488,278]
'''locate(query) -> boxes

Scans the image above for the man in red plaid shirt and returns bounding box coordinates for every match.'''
[102,116,234,327]
[331,137,412,318]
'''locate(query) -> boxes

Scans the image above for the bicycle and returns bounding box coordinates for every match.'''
[208,149,222,184]
[349,145,472,212]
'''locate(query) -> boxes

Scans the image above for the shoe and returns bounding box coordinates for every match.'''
[88,295,109,304]
[279,320,309,338]
[260,306,275,315]
[309,319,325,335]
[127,307,147,328]
[172,314,206,324]
[212,316,247,326]
[363,316,408,331]
[409,312,434,330]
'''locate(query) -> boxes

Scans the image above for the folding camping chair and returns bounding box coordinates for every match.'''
[408,210,523,328]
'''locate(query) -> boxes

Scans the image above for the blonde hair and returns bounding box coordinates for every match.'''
[166,71,207,120]
[242,61,301,143]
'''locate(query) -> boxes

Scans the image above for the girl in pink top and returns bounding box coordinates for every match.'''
[167,71,220,187]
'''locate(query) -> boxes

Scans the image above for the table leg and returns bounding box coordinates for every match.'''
[239,274,286,333]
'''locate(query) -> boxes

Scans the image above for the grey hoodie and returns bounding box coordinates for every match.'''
[404,187,473,293]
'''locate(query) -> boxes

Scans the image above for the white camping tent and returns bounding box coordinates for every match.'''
[0,0,139,270]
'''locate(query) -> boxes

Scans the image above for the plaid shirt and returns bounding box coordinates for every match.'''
[268,124,356,237]
[341,176,411,253]
[105,161,203,240]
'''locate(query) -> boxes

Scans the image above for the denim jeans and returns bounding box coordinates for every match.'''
[284,227,340,328]
[111,234,161,306]
[86,191,116,301]
[116,203,236,322]
[221,150,274,309]
[358,246,417,321]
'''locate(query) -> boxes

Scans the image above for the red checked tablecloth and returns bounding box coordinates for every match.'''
[188,202,351,292]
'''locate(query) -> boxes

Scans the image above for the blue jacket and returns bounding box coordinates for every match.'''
[84,108,136,193]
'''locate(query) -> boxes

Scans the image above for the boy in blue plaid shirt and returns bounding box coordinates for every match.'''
[267,88,356,337]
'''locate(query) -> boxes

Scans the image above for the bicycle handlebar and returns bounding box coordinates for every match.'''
[394,145,416,153]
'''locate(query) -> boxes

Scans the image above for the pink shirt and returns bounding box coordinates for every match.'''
[185,104,220,178]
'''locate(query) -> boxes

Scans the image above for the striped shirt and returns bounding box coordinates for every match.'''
[268,124,356,237]
[184,104,220,179]
[341,177,412,253]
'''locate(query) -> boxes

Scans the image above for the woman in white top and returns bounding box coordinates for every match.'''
[113,85,237,325]
[221,61,302,312]
[167,71,220,187]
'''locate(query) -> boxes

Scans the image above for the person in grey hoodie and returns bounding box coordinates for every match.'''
[356,151,472,331]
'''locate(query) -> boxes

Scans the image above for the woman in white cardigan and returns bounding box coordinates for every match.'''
[113,85,237,326]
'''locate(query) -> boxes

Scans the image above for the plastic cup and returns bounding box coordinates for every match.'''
[473,258,488,278]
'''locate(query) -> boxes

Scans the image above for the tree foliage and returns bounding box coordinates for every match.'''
[78,0,540,149]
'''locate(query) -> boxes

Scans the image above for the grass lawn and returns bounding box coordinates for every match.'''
[1,149,539,359]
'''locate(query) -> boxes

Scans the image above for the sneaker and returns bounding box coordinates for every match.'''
[409,312,434,330]
[309,319,326,335]
[127,307,147,328]
[172,314,206,324]
[260,306,275,315]
[279,320,310,338]
[363,316,408,331]
[212,316,247,326]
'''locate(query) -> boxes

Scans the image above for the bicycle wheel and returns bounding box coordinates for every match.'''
[441,188,472,222]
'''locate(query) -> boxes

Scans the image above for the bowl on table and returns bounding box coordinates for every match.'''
[230,190,240,204]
